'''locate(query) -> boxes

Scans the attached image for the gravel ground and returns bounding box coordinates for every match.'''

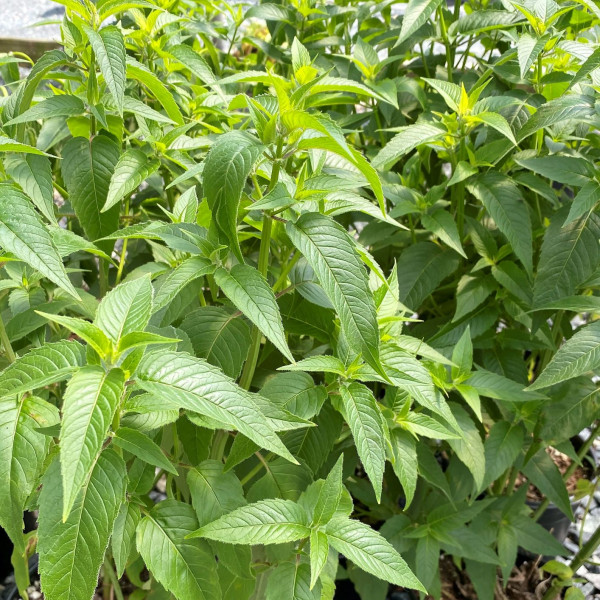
[0,0,62,41]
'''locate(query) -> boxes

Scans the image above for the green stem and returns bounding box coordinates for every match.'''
[103,556,125,600]
[239,215,273,391]
[115,198,130,286]
[273,252,300,293]
[211,430,229,461]
[99,260,109,298]
[438,7,453,82]
[0,310,16,363]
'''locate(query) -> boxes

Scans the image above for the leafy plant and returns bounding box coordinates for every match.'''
[0,0,599,599]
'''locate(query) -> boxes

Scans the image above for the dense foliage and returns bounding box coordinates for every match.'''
[0,0,599,598]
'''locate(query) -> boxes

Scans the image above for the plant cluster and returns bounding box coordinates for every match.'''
[0,0,599,598]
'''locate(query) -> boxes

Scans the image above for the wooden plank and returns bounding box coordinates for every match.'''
[0,37,61,61]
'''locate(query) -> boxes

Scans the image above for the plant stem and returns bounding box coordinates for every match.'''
[103,556,125,600]
[273,252,300,292]
[542,524,600,600]
[115,199,130,285]
[0,310,16,363]
[438,7,453,82]
[99,260,109,297]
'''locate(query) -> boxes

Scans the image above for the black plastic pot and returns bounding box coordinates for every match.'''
[1,555,38,600]
[526,498,582,544]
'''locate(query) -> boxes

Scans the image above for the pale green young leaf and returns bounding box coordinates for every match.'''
[103,149,160,212]
[60,367,125,520]
[203,131,265,261]
[35,312,112,357]
[215,264,293,362]
[0,185,78,298]
[113,426,177,474]
[0,340,85,398]
[95,276,153,344]
[116,331,179,353]
[325,517,424,591]
[189,499,310,544]
[136,350,297,462]
[4,155,55,222]
[339,383,386,503]
[286,213,381,376]
[112,503,141,577]
[0,396,58,553]
[136,500,220,600]
[38,450,126,600]
[86,25,126,114]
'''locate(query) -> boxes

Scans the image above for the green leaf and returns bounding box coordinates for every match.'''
[325,517,424,590]
[169,44,217,85]
[60,367,126,520]
[38,450,126,600]
[136,350,297,462]
[310,530,329,590]
[474,112,517,145]
[122,96,176,124]
[0,396,58,553]
[113,426,177,474]
[136,499,220,600]
[116,331,180,353]
[35,312,112,357]
[86,25,126,114]
[203,131,264,260]
[466,369,546,402]
[396,242,460,309]
[0,184,78,298]
[533,209,600,307]
[398,0,442,44]
[529,320,600,389]
[313,454,344,526]
[565,181,600,226]
[0,136,48,155]
[153,257,215,314]
[188,460,246,526]
[482,421,524,490]
[61,136,120,253]
[452,326,473,382]
[181,306,251,379]
[339,383,386,502]
[215,264,293,362]
[390,429,418,508]
[522,451,572,519]
[103,149,160,212]
[571,46,600,87]
[421,209,466,257]
[286,213,381,376]
[279,355,346,376]
[446,403,485,490]
[510,514,566,556]
[260,372,326,421]
[517,33,547,79]
[4,155,55,222]
[371,123,445,170]
[189,499,310,544]
[4,94,84,125]
[266,562,320,600]
[515,155,593,187]
[96,276,153,344]
[454,10,524,34]
[112,502,140,577]
[126,58,184,125]
[467,172,532,274]
[0,340,85,398]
